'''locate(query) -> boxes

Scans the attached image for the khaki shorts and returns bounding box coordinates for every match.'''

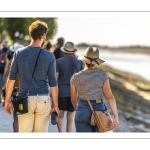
[18,95,51,132]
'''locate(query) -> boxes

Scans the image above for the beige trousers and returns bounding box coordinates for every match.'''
[18,95,51,132]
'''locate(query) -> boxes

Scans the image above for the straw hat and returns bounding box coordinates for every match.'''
[61,42,77,53]
[78,47,105,65]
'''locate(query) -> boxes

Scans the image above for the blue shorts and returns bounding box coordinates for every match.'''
[75,100,106,132]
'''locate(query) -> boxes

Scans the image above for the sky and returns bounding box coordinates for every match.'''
[1,10,150,47]
[51,17,150,47]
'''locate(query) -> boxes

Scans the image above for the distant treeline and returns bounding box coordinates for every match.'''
[76,43,150,50]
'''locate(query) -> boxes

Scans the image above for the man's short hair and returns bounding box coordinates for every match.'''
[57,37,65,45]
[43,41,52,50]
[29,20,48,40]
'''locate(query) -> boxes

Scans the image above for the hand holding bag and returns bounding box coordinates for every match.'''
[11,49,43,115]
[77,73,113,132]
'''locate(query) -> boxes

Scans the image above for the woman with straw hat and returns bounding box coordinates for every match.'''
[70,47,118,132]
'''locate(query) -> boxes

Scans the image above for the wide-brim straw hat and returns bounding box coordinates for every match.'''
[61,41,77,53]
[78,47,105,65]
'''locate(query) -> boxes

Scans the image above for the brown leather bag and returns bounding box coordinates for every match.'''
[90,110,113,132]
[77,73,113,132]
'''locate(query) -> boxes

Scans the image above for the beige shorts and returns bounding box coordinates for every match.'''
[18,95,51,132]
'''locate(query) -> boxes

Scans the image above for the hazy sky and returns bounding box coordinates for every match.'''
[1,10,150,47]
[51,17,150,47]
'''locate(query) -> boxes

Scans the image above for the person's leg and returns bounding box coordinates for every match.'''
[13,113,18,132]
[66,111,74,132]
[57,97,67,132]
[0,87,2,104]
[66,97,75,132]
[33,95,51,132]
[0,73,4,105]
[75,100,93,132]
[12,87,19,132]
[57,110,64,132]
[17,96,36,132]
[75,120,93,132]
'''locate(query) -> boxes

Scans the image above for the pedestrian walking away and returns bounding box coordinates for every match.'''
[0,39,10,106]
[56,41,83,132]
[5,20,59,132]
[3,42,24,132]
[42,40,52,52]
[51,37,65,59]
[70,47,118,132]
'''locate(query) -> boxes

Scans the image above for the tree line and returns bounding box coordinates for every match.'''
[0,18,57,44]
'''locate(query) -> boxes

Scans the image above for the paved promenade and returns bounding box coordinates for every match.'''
[0,103,136,133]
[0,104,76,132]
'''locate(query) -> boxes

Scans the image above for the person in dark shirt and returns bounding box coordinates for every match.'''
[4,43,24,132]
[42,40,52,52]
[56,41,83,132]
[52,37,65,59]
[0,39,10,106]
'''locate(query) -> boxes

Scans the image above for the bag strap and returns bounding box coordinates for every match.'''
[27,48,42,95]
[30,48,42,83]
[77,73,94,111]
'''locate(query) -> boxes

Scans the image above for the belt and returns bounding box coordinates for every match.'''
[81,99,102,103]
[37,94,49,96]
[28,94,49,96]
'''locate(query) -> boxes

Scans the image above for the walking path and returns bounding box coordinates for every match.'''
[0,103,136,133]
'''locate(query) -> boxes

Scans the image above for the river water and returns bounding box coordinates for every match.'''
[75,49,150,82]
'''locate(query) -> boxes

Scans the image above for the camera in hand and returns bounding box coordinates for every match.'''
[51,112,58,125]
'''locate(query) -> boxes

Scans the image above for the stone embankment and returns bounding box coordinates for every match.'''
[96,64,150,132]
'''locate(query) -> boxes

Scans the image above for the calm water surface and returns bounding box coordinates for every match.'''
[76,49,150,82]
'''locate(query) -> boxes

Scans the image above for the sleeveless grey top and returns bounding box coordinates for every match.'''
[70,69,108,100]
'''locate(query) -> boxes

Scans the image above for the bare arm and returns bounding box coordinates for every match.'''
[70,82,78,110]
[49,72,60,115]
[5,79,15,115]
[103,80,118,129]
[56,72,59,80]
[49,72,59,99]
[50,86,59,115]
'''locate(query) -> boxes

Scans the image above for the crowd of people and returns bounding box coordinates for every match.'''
[0,20,118,132]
